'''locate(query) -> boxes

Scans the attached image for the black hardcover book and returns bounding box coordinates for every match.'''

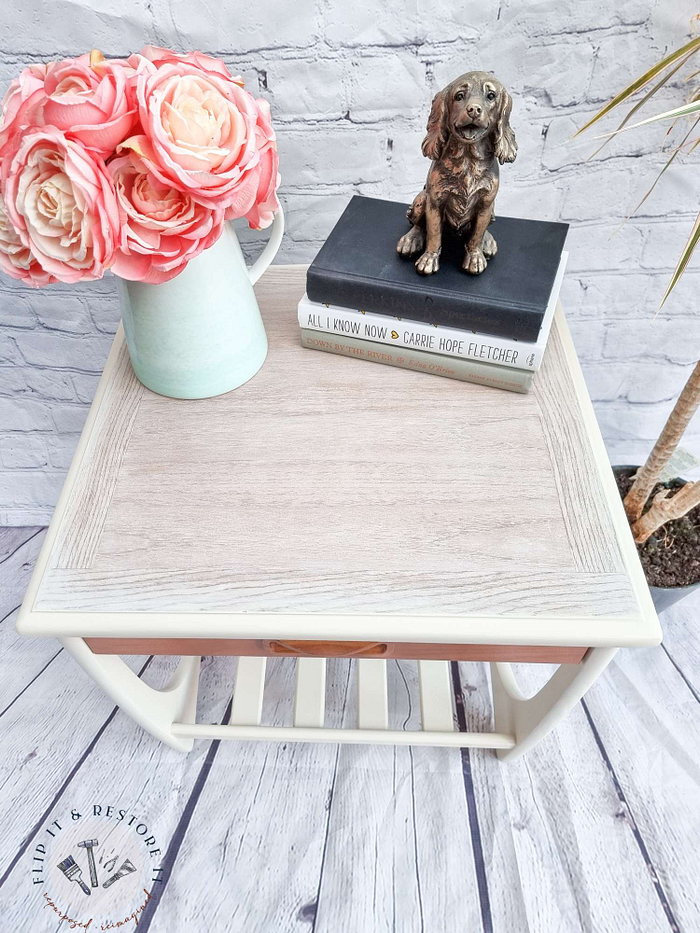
[306,195,569,343]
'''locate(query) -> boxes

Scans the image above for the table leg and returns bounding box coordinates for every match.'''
[60,637,200,752]
[490,646,618,761]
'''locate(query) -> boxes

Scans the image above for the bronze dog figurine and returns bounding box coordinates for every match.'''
[397,71,517,276]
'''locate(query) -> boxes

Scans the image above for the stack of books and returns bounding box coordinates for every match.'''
[298,196,569,394]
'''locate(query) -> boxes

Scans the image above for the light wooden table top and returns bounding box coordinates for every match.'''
[19,265,660,649]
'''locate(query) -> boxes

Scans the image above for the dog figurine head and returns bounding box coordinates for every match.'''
[421,71,517,165]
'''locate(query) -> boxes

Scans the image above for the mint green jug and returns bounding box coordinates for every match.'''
[116,209,284,399]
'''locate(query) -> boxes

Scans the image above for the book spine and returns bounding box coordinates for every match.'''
[300,329,533,394]
[299,299,541,371]
[305,265,541,342]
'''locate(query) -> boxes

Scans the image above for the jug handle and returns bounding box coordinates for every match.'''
[246,206,285,286]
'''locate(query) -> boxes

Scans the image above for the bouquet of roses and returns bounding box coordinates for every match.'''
[0,46,280,287]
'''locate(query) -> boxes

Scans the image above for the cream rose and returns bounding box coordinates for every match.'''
[0,195,56,286]
[109,151,225,284]
[120,59,261,213]
[2,125,120,283]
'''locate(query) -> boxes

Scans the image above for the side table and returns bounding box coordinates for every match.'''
[17,266,660,760]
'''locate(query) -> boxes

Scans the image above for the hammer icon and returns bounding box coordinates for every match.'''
[77,839,99,888]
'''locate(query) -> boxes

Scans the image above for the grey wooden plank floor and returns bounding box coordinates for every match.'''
[0,526,698,932]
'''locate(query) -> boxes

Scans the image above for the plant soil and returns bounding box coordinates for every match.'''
[616,467,700,588]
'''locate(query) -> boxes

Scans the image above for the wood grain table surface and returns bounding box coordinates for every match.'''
[18,265,659,651]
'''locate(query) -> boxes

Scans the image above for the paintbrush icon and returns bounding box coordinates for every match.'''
[57,855,91,896]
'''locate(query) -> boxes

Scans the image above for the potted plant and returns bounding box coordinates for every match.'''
[577,32,700,611]
[0,46,283,399]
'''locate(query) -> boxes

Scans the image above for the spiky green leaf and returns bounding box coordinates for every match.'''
[660,211,700,307]
[611,116,700,237]
[587,55,692,160]
[594,98,700,138]
[574,35,700,137]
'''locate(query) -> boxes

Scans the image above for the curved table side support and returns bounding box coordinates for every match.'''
[58,638,617,759]
[490,646,618,762]
[60,637,201,752]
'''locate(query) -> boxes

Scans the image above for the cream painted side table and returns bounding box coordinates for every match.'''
[17,266,661,760]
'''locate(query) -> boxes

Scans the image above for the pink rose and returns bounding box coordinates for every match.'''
[2,125,120,284]
[0,63,49,159]
[40,53,144,157]
[243,142,280,230]
[0,53,145,161]
[0,195,56,286]
[109,152,225,284]
[141,45,243,84]
[242,98,280,230]
[121,59,261,214]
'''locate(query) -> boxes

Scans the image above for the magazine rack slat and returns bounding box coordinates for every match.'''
[17,265,660,760]
[231,657,267,727]
[357,659,389,730]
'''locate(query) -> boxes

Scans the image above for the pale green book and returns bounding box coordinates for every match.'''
[300,328,534,394]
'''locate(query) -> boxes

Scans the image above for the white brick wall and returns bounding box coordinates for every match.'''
[1,0,699,523]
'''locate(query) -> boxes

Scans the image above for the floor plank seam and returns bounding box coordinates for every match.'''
[0,655,154,890]
[0,528,44,568]
[408,745,427,933]
[0,604,21,626]
[0,647,63,719]
[138,697,234,932]
[450,661,494,933]
[580,697,682,933]
[660,644,700,705]
[310,662,353,933]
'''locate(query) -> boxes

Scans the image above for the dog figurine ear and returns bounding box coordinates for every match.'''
[422,89,448,161]
[494,89,517,164]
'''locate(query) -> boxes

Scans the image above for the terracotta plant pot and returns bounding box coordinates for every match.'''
[613,465,700,613]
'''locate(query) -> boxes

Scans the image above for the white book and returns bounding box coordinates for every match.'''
[298,251,568,373]
[300,329,534,393]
